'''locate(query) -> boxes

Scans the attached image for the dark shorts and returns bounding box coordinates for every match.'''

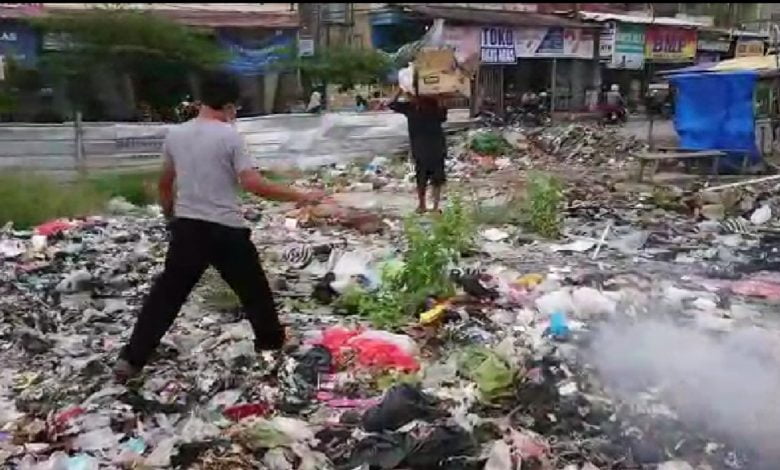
[413,151,446,187]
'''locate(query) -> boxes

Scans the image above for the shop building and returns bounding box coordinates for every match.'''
[403,4,601,115]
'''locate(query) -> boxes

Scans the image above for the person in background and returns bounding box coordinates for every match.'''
[355,94,368,112]
[606,84,625,107]
[306,87,323,114]
[388,90,448,214]
[114,71,327,383]
[369,91,386,111]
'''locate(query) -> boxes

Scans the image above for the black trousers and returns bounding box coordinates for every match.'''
[120,218,283,369]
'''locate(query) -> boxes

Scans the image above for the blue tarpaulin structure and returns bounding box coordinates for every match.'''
[668,71,761,173]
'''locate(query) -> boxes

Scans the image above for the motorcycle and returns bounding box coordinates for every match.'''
[599,103,627,125]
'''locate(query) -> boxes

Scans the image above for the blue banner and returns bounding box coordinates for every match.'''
[0,21,39,67]
[218,30,295,76]
[669,71,761,172]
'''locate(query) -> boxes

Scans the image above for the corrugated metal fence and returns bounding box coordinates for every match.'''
[0,110,471,179]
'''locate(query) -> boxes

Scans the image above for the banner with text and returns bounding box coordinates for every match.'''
[513,27,595,59]
[481,27,516,63]
[735,39,764,58]
[644,26,697,62]
[610,23,645,69]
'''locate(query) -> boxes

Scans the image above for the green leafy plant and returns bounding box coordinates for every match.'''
[469,131,509,156]
[339,197,475,329]
[523,172,563,238]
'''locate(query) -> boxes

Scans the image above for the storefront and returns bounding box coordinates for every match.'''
[0,20,39,72]
[599,21,645,110]
[477,25,598,113]
[696,32,730,64]
[644,25,697,71]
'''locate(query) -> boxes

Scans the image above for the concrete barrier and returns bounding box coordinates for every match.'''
[0,109,472,177]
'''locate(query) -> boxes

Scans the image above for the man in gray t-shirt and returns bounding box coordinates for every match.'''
[115,72,324,383]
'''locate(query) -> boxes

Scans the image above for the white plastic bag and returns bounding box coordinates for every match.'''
[398,63,415,94]
[750,204,771,225]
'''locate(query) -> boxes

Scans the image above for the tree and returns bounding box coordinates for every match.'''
[32,6,227,120]
[280,45,392,92]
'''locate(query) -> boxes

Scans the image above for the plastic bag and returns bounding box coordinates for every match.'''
[750,204,772,225]
[458,347,516,402]
[317,327,420,372]
[535,289,574,316]
[223,403,271,421]
[398,63,415,94]
[35,219,76,237]
[571,287,616,317]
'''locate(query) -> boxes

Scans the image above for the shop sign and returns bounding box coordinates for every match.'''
[697,38,731,53]
[298,36,314,57]
[609,23,645,69]
[696,51,721,64]
[514,27,594,59]
[0,22,39,67]
[644,26,697,62]
[735,39,764,57]
[481,26,516,63]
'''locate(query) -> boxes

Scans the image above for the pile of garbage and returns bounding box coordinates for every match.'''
[5,156,780,470]
[525,124,646,168]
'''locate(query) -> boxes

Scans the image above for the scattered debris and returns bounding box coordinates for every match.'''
[1,122,779,470]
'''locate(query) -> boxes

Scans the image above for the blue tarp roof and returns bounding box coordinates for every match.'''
[668,71,761,172]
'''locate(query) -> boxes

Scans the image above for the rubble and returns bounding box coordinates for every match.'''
[3,123,780,470]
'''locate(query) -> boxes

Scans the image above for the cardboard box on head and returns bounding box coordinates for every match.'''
[398,48,472,99]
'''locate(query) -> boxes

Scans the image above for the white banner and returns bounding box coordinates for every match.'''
[514,27,595,59]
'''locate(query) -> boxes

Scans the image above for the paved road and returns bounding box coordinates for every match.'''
[619,117,678,147]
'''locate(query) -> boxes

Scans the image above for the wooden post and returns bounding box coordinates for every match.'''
[648,113,655,151]
[74,111,85,176]
[550,58,557,120]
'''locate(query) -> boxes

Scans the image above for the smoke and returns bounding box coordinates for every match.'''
[587,318,780,459]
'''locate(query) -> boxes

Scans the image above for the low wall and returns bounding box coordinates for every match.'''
[0,110,472,178]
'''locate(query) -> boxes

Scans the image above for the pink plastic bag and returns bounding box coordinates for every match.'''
[730,280,780,300]
[316,327,420,372]
[35,219,76,236]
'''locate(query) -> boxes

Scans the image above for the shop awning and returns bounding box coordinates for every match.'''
[405,4,598,29]
[578,11,705,28]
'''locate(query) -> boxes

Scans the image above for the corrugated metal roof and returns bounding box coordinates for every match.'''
[578,11,705,28]
[406,4,597,29]
[712,54,779,72]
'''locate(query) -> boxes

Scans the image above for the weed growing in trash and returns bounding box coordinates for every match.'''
[523,172,563,238]
[337,197,475,328]
[469,131,509,156]
[0,171,105,228]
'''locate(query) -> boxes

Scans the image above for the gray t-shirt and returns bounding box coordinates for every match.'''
[163,118,253,228]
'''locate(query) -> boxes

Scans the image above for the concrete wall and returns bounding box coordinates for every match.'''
[0,110,471,177]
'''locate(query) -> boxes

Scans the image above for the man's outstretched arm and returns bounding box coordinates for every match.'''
[238,169,322,204]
